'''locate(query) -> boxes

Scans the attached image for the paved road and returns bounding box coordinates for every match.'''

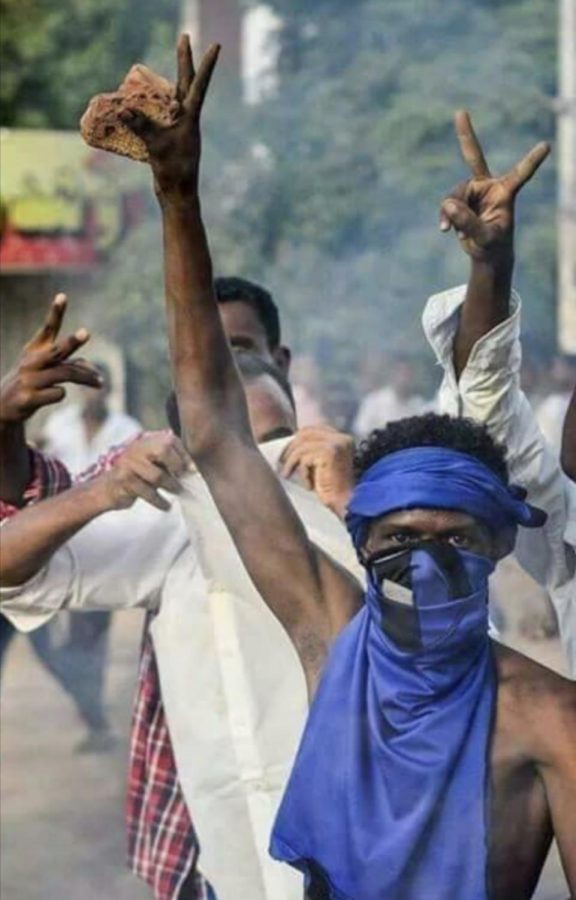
[0,609,570,899]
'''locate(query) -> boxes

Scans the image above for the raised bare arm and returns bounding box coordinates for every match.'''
[561,384,576,482]
[121,37,362,689]
[440,111,550,379]
[0,294,101,504]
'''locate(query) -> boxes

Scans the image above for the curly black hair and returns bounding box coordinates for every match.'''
[354,413,509,483]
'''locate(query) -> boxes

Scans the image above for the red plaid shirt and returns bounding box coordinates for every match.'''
[1,443,212,900]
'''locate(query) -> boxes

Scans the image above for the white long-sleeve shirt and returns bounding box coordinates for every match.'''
[0,437,362,900]
[423,286,576,676]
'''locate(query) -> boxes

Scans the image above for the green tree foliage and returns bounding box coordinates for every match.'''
[0,0,179,127]
[1,0,557,423]
[242,0,557,358]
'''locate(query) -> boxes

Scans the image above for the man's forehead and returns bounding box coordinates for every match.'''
[218,300,267,340]
[373,508,482,531]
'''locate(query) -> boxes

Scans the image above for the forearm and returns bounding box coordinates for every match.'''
[0,480,111,587]
[453,255,514,380]
[561,386,576,482]
[0,423,32,506]
[159,194,251,455]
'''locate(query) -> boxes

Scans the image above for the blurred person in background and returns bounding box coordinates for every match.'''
[536,354,576,455]
[30,359,142,752]
[289,354,327,427]
[519,337,548,405]
[321,377,359,433]
[352,350,427,438]
[41,360,141,474]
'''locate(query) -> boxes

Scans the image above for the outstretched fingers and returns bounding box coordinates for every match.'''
[54,328,91,361]
[503,141,551,194]
[176,33,195,105]
[454,110,490,179]
[28,293,68,348]
[183,43,221,116]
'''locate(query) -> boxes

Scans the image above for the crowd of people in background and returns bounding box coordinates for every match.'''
[290,348,576,452]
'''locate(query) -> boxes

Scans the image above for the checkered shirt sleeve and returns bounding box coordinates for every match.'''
[0,448,72,521]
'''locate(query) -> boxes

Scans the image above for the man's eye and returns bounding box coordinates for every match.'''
[448,534,470,547]
[390,533,414,545]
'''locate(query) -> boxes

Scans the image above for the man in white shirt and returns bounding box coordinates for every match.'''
[31,360,142,750]
[422,113,575,676]
[42,360,142,475]
[0,333,359,899]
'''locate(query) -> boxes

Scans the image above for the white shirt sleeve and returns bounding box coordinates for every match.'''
[0,498,188,632]
[422,285,576,675]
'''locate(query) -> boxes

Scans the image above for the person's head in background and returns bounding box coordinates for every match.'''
[549,354,576,395]
[323,378,359,433]
[358,350,390,394]
[215,277,291,376]
[389,352,419,401]
[166,351,297,444]
[81,361,112,423]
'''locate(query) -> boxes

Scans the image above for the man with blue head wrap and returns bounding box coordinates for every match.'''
[269,415,558,900]
[117,54,576,900]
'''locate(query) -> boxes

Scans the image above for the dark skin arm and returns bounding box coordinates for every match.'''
[523,672,576,892]
[0,431,188,587]
[0,294,102,504]
[121,37,362,693]
[561,384,576,482]
[439,111,550,380]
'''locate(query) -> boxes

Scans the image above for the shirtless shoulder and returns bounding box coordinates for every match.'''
[492,641,576,763]
[488,642,576,898]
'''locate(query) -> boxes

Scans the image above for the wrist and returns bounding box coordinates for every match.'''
[79,475,119,515]
[330,485,353,521]
[155,182,201,213]
[469,254,514,314]
[470,250,514,274]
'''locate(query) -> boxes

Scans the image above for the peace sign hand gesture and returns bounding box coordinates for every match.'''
[0,294,102,425]
[440,111,550,263]
[120,36,220,199]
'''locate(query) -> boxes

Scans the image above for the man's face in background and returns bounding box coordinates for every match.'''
[219,301,291,375]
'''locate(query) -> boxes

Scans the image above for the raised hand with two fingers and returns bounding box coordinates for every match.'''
[0,294,103,425]
[440,110,550,263]
[119,35,220,197]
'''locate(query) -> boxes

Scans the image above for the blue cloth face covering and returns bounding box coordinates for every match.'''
[270,447,546,900]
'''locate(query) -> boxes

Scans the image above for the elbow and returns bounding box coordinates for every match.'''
[175,390,252,461]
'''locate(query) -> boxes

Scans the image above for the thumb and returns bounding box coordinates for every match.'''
[440,198,485,243]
